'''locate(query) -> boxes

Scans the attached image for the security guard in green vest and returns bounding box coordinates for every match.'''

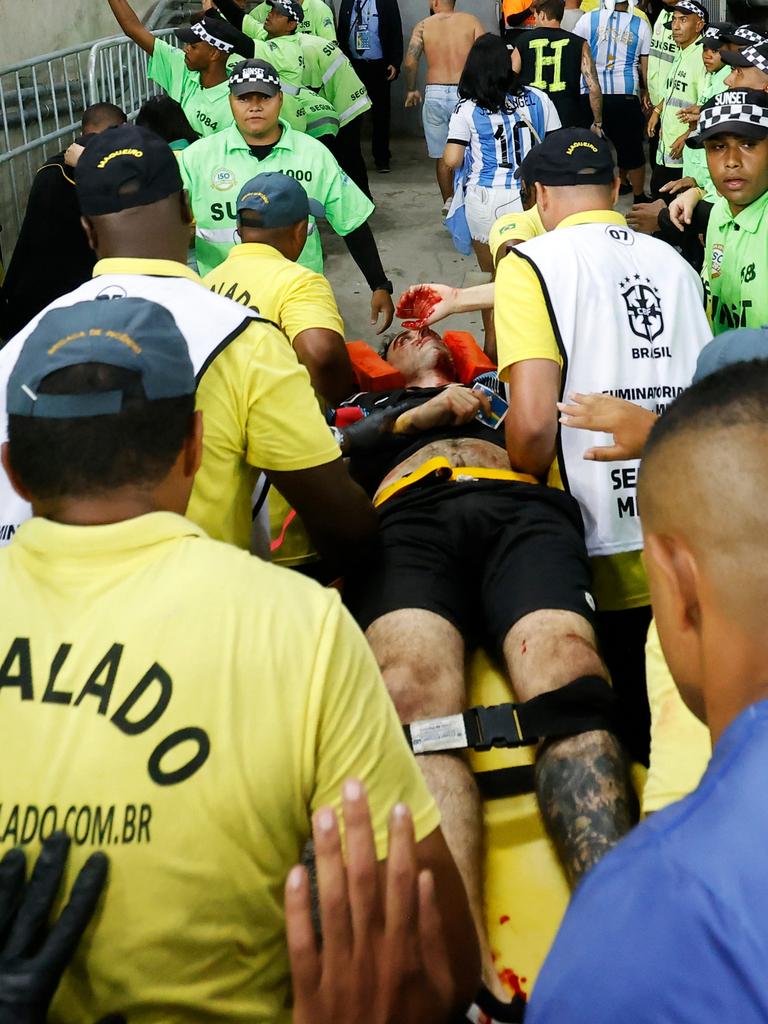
[179,59,395,331]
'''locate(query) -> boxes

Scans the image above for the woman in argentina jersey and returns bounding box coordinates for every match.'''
[444,32,560,353]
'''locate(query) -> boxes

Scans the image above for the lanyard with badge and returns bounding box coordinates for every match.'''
[353,0,372,52]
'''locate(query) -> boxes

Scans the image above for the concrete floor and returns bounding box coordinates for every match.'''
[320,136,489,349]
[320,134,636,350]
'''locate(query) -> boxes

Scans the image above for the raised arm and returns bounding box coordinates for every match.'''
[581,42,603,131]
[403,20,425,106]
[207,0,246,30]
[106,0,156,54]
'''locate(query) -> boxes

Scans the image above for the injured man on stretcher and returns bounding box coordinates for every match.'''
[333,327,638,1007]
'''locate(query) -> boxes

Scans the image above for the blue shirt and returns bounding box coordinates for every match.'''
[574,9,651,95]
[348,0,383,60]
[527,700,768,1024]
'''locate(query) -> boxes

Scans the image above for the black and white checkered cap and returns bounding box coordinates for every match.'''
[687,89,768,147]
[190,19,234,52]
[229,59,282,97]
[673,0,708,22]
[732,25,768,44]
[696,21,734,45]
[720,41,768,73]
[176,15,253,57]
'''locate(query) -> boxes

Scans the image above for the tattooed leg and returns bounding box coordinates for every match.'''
[535,729,637,886]
[502,609,638,884]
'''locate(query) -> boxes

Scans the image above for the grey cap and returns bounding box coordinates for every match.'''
[693,326,768,383]
[8,298,195,418]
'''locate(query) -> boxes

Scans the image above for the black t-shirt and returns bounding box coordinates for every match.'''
[336,382,507,496]
[516,28,588,128]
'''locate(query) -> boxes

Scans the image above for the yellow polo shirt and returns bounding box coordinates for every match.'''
[489,207,546,264]
[495,210,649,611]
[0,513,439,1024]
[91,260,340,552]
[642,619,710,814]
[203,242,345,345]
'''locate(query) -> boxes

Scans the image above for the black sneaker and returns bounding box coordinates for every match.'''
[375,163,390,173]
[619,182,633,195]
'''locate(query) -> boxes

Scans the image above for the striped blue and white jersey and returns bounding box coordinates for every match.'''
[573,8,651,95]
[446,88,561,191]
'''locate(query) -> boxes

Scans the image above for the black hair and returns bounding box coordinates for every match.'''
[532,0,565,20]
[8,363,196,500]
[136,96,198,146]
[642,359,768,465]
[81,102,127,132]
[458,33,522,112]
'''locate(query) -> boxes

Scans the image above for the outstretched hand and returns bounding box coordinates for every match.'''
[371,290,395,334]
[286,780,456,1024]
[0,832,117,1024]
[558,392,657,461]
[396,284,458,328]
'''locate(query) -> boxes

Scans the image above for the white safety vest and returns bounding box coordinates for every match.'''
[0,273,265,547]
[514,220,711,557]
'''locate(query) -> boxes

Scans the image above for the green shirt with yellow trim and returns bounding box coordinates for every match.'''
[148,37,234,137]
[495,209,650,612]
[648,10,677,108]
[658,38,708,168]
[703,188,768,335]
[243,0,337,41]
[179,119,374,276]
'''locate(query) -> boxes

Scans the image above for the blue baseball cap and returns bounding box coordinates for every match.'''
[8,298,195,418]
[236,172,325,227]
[692,326,768,383]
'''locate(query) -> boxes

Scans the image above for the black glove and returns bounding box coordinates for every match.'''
[340,402,412,454]
[0,832,116,1024]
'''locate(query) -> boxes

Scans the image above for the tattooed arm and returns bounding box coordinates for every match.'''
[404,21,425,106]
[535,730,638,886]
[581,42,603,130]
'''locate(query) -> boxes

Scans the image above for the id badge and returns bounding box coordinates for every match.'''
[472,381,509,429]
[356,28,371,50]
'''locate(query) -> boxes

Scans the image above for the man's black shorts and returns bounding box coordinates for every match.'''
[345,479,596,650]
[602,94,645,170]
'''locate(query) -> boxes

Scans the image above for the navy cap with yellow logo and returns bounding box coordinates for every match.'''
[516,128,616,187]
[237,172,325,227]
[8,298,195,419]
[75,124,183,217]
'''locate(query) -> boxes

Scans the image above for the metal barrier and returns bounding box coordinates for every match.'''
[0,30,177,265]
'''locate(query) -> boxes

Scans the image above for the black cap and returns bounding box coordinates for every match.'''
[720,41,768,73]
[75,124,182,216]
[267,0,304,23]
[686,89,768,147]
[229,59,282,97]
[672,0,708,23]
[721,23,768,47]
[696,21,735,46]
[516,128,616,187]
[176,15,254,58]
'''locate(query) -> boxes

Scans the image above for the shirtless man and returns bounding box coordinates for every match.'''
[335,328,636,1013]
[403,0,485,203]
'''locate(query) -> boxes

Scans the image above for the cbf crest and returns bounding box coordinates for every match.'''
[620,275,664,344]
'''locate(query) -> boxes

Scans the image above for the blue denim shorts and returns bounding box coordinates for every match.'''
[422,84,460,158]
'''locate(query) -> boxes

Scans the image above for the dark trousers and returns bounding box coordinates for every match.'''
[596,605,654,767]
[650,161,682,200]
[351,57,392,167]
[322,116,372,199]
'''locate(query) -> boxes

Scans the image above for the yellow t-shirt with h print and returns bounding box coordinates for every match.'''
[494,209,649,612]
[0,512,439,1024]
[91,260,341,552]
[203,242,345,344]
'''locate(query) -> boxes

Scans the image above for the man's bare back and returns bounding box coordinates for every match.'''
[414,11,486,84]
